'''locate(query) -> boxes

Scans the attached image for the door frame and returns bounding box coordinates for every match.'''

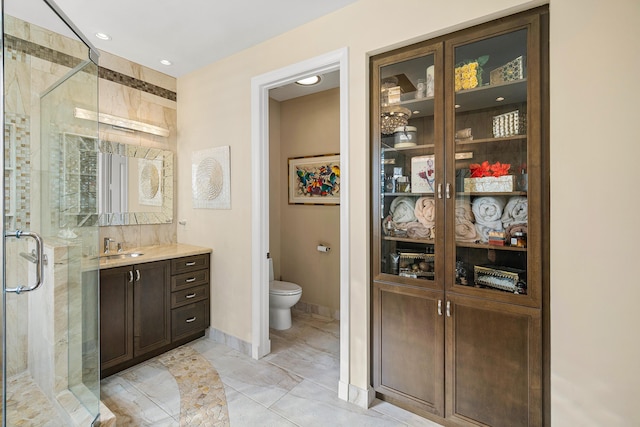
[250,47,350,401]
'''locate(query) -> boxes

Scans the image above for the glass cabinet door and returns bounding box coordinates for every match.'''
[449,25,537,304]
[374,45,443,289]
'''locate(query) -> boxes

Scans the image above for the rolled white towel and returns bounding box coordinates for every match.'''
[472,196,506,225]
[389,196,417,223]
[502,196,528,227]
[475,221,504,243]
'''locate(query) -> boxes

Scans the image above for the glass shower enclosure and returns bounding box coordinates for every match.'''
[2,0,100,425]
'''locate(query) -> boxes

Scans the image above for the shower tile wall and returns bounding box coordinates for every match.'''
[4,15,178,254]
[3,14,178,376]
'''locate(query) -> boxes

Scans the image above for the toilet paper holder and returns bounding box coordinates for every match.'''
[317,245,331,253]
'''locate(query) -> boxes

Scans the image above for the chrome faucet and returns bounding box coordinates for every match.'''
[103,237,115,254]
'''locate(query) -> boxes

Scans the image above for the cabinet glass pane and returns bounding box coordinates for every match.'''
[379,54,437,282]
[453,29,528,296]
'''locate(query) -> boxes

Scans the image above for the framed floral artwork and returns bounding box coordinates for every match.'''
[288,154,340,205]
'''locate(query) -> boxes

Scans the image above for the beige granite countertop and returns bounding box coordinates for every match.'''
[99,243,212,269]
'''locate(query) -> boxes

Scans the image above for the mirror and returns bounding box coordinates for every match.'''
[62,134,173,227]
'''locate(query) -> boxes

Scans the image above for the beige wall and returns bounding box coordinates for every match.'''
[274,89,341,317]
[177,0,640,424]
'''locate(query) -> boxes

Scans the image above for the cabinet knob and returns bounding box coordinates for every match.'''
[185,317,197,323]
[446,300,451,317]
[437,183,443,199]
[445,183,452,199]
[128,271,133,283]
[185,277,196,283]
[185,293,196,299]
[185,261,196,266]
[437,300,443,316]
[136,270,141,282]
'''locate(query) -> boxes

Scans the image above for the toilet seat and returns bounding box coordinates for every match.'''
[269,280,302,296]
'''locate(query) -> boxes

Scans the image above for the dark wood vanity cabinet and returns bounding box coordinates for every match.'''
[170,254,210,341]
[370,7,548,426]
[100,253,211,378]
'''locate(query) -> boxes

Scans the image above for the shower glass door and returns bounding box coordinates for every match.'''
[3,1,100,425]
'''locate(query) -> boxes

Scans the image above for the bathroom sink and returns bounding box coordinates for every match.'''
[100,252,144,260]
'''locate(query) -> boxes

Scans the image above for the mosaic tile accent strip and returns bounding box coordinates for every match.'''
[157,346,230,426]
[4,34,177,102]
[4,114,31,231]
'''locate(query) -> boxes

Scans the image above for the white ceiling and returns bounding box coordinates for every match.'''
[6,0,356,78]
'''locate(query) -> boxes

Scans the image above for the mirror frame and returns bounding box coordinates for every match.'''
[98,139,174,226]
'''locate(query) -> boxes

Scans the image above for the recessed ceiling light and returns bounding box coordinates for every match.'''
[95,32,111,41]
[160,59,172,66]
[295,75,321,86]
[496,96,505,102]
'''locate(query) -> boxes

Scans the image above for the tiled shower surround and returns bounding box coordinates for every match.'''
[3,13,178,425]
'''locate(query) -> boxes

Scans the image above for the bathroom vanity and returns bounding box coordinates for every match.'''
[99,244,211,378]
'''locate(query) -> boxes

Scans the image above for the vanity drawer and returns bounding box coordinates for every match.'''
[171,254,209,275]
[171,284,209,308]
[171,269,209,292]
[172,301,209,341]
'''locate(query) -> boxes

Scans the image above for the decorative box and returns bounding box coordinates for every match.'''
[490,55,524,85]
[474,265,527,294]
[411,155,435,193]
[464,175,516,192]
[493,110,526,138]
[393,126,417,148]
[399,252,435,279]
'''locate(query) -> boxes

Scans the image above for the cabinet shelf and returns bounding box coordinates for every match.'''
[382,142,435,152]
[456,241,527,252]
[455,135,526,145]
[382,192,435,197]
[456,191,527,197]
[383,236,435,245]
[455,79,527,112]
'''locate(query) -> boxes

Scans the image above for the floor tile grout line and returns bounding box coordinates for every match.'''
[115,373,181,422]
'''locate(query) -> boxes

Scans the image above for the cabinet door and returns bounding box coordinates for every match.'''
[445,295,542,426]
[372,42,445,292]
[100,265,133,370]
[372,282,445,416]
[133,260,171,356]
[445,12,545,308]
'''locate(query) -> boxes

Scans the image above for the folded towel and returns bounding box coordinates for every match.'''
[505,223,528,238]
[475,221,504,243]
[501,196,528,227]
[414,197,436,228]
[405,222,432,239]
[455,198,475,222]
[472,196,506,225]
[456,219,478,242]
[389,196,417,223]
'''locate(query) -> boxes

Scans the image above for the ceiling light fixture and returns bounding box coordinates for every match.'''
[160,59,173,66]
[295,75,321,86]
[95,32,111,41]
[380,106,411,135]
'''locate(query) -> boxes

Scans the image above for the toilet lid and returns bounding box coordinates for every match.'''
[269,280,302,296]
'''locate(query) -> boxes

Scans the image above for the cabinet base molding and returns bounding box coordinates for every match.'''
[100,330,205,379]
[345,383,375,408]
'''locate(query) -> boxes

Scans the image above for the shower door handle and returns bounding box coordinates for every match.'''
[5,230,45,294]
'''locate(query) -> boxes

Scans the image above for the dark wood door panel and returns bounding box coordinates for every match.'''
[373,282,445,416]
[446,296,542,426]
[133,261,171,356]
[100,266,133,369]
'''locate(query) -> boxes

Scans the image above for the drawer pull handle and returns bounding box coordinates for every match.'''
[185,261,196,266]
[185,278,196,283]
[186,317,197,323]
[185,293,196,299]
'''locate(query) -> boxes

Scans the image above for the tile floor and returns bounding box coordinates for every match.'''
[102,311,444,426]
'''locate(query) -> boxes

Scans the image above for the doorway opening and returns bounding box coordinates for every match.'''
[251,48,350,401]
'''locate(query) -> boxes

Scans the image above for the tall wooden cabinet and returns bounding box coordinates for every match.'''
[371,7,549,426]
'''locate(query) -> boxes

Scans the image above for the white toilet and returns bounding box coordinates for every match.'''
[269,258,302,330]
